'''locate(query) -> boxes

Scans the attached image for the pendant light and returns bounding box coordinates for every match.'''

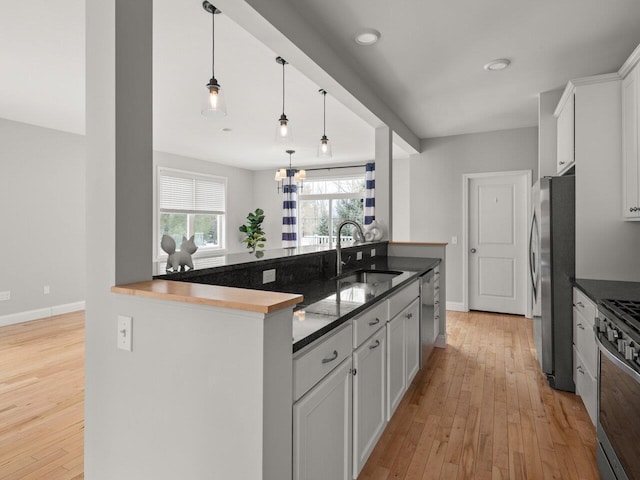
[201,1,227,117]
[318,89,332,158]
[275,56,293,141]
[275,150,305,192]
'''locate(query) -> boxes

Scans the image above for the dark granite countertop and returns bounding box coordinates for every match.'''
[573,278,640,304]
[291,256,440,352]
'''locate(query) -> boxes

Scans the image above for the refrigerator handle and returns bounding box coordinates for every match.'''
[529,211,539,301]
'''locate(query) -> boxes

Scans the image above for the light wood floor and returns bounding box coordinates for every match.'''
[0,310,598,480]
[0,311,84,480]
[359,310,599,480]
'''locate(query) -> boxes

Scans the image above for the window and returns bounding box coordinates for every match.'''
[298,176,365,248]
[157,168,226,256]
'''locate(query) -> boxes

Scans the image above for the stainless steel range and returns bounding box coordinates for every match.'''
[596,299,640,480]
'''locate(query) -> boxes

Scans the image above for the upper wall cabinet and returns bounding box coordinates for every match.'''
[622,55,640,220]
[555,91,575,175]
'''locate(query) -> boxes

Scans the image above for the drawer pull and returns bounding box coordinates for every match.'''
[577,323,585,330]
[369,339,381,350]
[577,365,585,375]
[368,318,381,326]
[574,301,584,308]
[321,350,339,364]
[406,312,413,319]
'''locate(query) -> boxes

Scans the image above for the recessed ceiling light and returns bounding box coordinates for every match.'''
[484,59,511,71]
[355,29,381,46]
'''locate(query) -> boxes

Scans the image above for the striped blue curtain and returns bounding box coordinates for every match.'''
[282,169,297,248]
[364,162,375,225]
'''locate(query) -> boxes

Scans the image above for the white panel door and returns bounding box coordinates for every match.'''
[469,173,527,315]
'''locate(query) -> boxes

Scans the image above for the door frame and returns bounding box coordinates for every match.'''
[462,170,532,316]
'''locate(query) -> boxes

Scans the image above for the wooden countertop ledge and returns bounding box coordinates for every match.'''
[111,280,303,314]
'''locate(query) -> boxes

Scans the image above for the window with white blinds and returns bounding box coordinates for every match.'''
[158,170,226,214]
[157,168,226,255]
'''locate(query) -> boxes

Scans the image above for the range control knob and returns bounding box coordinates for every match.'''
[607,327,618,343]
[625,345,637,362]
[618,338,628,354]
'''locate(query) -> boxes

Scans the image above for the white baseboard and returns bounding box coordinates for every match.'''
[0,301,85,328]
[435,334,447,348]
[446,301,467,312]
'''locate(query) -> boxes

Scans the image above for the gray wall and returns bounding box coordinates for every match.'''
[407,126,539,305]
[0,118,86,318]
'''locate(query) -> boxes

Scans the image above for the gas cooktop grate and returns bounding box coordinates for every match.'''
[601,299,640,333]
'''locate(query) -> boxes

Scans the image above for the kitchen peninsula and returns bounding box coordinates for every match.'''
[110,241,445,479]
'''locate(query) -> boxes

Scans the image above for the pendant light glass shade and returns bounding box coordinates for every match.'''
[201,2,227,117]
[318,89,332,158]
[275,57,293,142]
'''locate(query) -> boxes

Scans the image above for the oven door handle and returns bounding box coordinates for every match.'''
[597,335,640,385]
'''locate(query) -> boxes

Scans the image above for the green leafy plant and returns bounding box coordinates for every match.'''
[239,208,266,252]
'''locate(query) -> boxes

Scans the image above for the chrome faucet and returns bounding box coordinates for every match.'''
[336,220,365,276]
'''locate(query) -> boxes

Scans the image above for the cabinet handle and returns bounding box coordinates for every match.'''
[577,323,585,330]
[369,339,381,350]
[406,312,413,319]
[321,350,338,364]
[574,301,584,308]
[577,365,585,374]
[368,318,380,326]
[350,368,357,376]
[435,301,440,305]
[559,161,566,165]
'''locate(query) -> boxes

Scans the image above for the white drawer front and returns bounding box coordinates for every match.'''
[388,280,419,320]
[574,347,597,426]
[573,288,596,324]
[574,307,597,378]
[293,323,353,401]
[353,300,388,348]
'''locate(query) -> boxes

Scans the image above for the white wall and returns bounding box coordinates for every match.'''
[0,118,85,320]
[392,157,411,240]
[407,127,538,304]
[154,151,256,257]
[252,169,285,250]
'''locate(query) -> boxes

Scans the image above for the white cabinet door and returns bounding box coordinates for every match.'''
[352,328,386,478]
[557,92,575,174]
[293,357,353,480]
[405,299,420,386]
[622,65,640,219]
[574,347,597,426]
[386,313,406,420]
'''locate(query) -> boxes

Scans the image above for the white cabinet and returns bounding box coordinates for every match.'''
[352,327,386,477]
[556,91,575,174]
[386,309,406,420]
[293,357,353,480]
[386,283,420,421]
[622,62,640,220]
[404,299,420,386]
[572,287,597,425]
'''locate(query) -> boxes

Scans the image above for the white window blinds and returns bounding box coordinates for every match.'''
[159,169,226,214]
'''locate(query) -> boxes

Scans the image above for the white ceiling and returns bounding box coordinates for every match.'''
[3,0,640,169]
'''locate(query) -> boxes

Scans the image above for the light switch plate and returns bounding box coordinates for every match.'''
[0,291,10,301]
[43,285,50,295]
[451,236,458,245]
[117,315,133,352]
[263,269,276,284]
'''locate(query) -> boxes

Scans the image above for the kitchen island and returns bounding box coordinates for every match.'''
[110,241,444,480]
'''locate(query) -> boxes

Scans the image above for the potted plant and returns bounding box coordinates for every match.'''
[239,208,267,253]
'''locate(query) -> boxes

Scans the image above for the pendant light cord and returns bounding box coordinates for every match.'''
[282,62,286,115]
[211,10,215,78]
[323,91,327,135]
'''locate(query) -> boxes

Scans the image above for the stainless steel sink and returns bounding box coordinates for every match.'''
[335,269,403,285]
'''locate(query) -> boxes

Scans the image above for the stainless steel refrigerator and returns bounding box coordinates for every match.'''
[531,175,575,392]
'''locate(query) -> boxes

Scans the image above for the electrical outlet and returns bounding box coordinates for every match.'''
[117,315,133,352]
[356,251,363,261]
[263,269,276,284]
[43,285,50,295]
[0,291,10,301]
[451,236,458,245]
[371,248,376,257]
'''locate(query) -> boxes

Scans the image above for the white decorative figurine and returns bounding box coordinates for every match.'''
[161,234,198,273]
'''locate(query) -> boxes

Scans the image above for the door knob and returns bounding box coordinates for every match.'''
[470,248,477,253]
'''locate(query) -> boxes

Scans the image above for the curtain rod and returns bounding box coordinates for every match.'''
[303,163,368,172]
